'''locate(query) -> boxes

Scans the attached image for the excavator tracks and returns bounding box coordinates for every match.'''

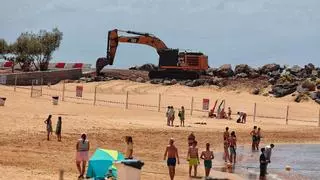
[148,70,200,80]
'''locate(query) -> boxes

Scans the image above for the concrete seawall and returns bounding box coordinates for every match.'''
[0,69,82,85]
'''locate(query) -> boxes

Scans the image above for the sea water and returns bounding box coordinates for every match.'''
[213,144,320,180]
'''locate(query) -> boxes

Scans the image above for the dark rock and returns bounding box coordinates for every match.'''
[129,66,138,70]
[236,73,248,78]
[206,68,218,76]
[301,79,316,91]
[305,63,315,74]
[268,70,281,78]
[317,85,320,90]
[210,77,223,85]
[271,83,298,97]
[235,64,250,74]
[171,79,177,85]
[136,77,145,83]
[296,85,309,93]
[129,64,157,72]
[185,79,206,87]
[315,99,320,104]
[248,71,260,78]
[288,65,302,75]
[163,80,172,85]
[295,94,302,103]
[309,91,320,100]
[252,88,260,95]
[260,63,281,74]
[150,79,163,84]
[268,78,277,85]
[217,64,234,77]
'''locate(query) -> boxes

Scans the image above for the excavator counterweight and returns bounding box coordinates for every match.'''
[96,29,208,79]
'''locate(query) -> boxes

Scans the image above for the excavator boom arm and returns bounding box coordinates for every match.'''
[96,29,167,75]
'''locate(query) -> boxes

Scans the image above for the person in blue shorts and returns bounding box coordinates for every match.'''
[164,138,180,180]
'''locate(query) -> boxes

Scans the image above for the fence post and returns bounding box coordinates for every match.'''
[190,97,194,116]
[318,108,320,127]
[14,75,17,92]
[125,91,129,109]
[30,80,34,97]
[62,80,65,101]
[253,103,257,122]
[40,77,43,96]
[94,85,97,106]
[285,105,289,125]
[158,93,161,112]
[59,169,64,180]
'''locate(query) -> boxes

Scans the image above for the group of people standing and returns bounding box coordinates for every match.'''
[164,133,215,180]
[44,115,62,141]
[166,106,185,127]
[250,126,262,151]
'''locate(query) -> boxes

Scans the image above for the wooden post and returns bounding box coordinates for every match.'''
[318,108,320,127]
[253,103,257,122]
[30,80,34,97]
[14,75,17,92]
[158,93,161,112]
[94,85,97,106]
[190,97,194,116]
[125,91,129,109]
[59,169,64,180]
[40,77,43,96]
[62,80,65,101]
[285,105,289,125]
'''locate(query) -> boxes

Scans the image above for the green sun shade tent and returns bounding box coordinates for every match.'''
[86,148,125,179]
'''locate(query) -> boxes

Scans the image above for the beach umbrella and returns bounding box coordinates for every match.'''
[86,148,125,179]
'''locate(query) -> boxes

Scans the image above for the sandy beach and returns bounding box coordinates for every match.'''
[0,80,320,180]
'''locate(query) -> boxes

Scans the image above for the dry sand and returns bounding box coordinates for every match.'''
[0,80,320,180]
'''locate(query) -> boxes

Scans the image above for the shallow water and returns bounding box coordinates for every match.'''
[213,144,320,180]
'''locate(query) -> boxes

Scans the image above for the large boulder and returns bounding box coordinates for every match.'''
[315,99,320,104]
[217,64,234,77]
[301,79,316,91]
[207,77,223,85]
[304,63,315,74]
[163,80,173,85]
[260,63,281,74]
[271,83,298,97]
[288,65,302,75]
[236,73,248,78]
[206,68,218,76]
[235,64,250,74]
[309,91,320,100]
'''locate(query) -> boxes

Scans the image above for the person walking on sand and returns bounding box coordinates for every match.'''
[188,132,196,147]
[264,144,275,174]
[76,133,90,179]
[200,143,214,178]
[187,141,200,177]
[259,148,267,179]
[55,116,62,142]
[166,106,171,126]
[125,136,133,159]
[250,126,258,151]
[223,127,230,162]
[178,106,185,127]
[164,138,180,180]
[227,107,232,120]
[229,131,237,164]
[256,128,262,150]
[44,115,53,141]
[237,112,247,123]
[170,106,175,126]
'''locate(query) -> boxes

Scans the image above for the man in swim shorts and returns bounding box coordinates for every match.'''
[164,138,180,180]
[187,141,200,177]
[200,143,214,178]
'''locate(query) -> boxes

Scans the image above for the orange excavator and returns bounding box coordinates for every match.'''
[96,29,208,79]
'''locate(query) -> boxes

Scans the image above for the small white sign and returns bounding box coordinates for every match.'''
[0,75,7,85]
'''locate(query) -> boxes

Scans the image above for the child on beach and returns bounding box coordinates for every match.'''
[44,115,53,141]
[55,116,62,142]
[200,143,214,178]
[250,126,258,151]
[164,138,180,180]
[256,128,262,150]
[187,141,200,177]
[178,106,185,127]
[125,136,133,159]
[229,131,237,164]
[227,107,232,120]
[223,127,230,162]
